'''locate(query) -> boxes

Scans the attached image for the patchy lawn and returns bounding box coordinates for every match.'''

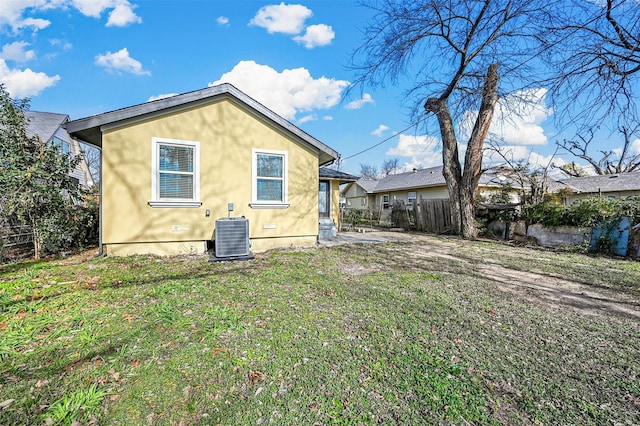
[1,235,639,425]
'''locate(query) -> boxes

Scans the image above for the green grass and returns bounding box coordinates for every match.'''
[1,239,639,425]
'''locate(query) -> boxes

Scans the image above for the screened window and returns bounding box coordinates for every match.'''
[150,138,200,208]
[252,149,289,208]
[159,144,194,199]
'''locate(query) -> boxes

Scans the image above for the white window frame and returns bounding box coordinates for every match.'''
[251,148,289,209]
[408,191,417,203]
[149,137,201,208]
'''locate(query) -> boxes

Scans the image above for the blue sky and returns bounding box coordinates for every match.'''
[2,1,636,176]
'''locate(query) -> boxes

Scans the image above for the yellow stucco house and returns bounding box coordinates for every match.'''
[66,83,355,256]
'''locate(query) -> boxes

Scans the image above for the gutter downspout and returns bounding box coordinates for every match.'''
[97,152,103,257]
[97,144,103,257]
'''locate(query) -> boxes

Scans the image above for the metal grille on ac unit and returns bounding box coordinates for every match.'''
[214,217,250,257]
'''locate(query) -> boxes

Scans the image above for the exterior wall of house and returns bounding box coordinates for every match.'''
[343,183,372,210]
[377,186,450,210]
[565,190,640,205]
[100,98,320,256]
[345,196,370,209]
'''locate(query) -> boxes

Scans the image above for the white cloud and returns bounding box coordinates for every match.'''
[0,58,60,98]
[210,60,349,120]
[491,88,551,145]
[249,3,312,34]
[371,124,389,137]
[50,39,73,50]
[71,0,118,17]
[147,93,178,102]
[322,116,333,121]
[345,93,374,110]
[293,23,334,48]
[483,145,560,171]
[633,138,640,155]
[1,42,35,62]
[0,0,51,32]
[386,134,442,169]
[0,1,141,31]
[217,16,229,26]
[298,114,316,124]
[95,48,150,75]
[459,88,551,146]
[106,2,142,27]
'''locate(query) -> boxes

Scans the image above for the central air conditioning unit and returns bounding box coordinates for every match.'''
[214,217,250,258]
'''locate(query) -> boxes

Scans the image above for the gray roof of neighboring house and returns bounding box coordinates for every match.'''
[354,179,379,193]
[553,171,640,194]
[24,111,69,142]
[353,166,514,194]
[374,166,446,192]
[66,83,339,166]
[319,167,359,182]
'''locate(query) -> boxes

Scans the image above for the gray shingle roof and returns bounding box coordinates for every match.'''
[553,171,640,194]
[319,167,359,182]
[355,166,514,193]
[354,180,379,193]
[66,83,338,166]
[24,111,68,142]
[373,166,445,192]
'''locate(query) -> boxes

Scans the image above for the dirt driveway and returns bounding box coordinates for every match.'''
[320,230,640,320]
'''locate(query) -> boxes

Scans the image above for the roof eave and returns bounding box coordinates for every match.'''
[66,83,339,163]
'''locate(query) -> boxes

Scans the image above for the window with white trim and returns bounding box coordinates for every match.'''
[408,191,417,204]
[251,149,289,208]
[149,138,201,208]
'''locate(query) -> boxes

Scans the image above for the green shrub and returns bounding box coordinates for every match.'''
[522,196,640,228]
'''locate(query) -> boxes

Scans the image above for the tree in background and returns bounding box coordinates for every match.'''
[80,142,101,185]
[359,163,378,180]
[351,1,639,238]
[555,126,640,176]
[381,158,400,177]
[352,0,547,238]
[545,0,640,128]
[359,158,401,179]
[0,85,90,259]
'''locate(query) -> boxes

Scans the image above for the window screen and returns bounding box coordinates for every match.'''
[256,153,283,201]
[158,144,194,199]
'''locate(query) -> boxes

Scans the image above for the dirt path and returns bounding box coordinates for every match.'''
[324,231,640,320]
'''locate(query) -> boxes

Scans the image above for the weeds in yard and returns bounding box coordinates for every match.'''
[43,383,109,425]
[1,239,639,425]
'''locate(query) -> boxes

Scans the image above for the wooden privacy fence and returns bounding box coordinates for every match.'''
[0,224,33,248]
[391,198,453,234]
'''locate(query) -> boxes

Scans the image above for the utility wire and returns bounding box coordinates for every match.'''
[341,116,428,161]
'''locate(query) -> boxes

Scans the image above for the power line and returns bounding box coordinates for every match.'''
[341,117,428,161]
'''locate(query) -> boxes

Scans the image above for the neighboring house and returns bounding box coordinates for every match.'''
[342,165,520,216]
[342,179,378,210]
[66,83,345,256]
[24,111,94,189]
[552,171,640,204]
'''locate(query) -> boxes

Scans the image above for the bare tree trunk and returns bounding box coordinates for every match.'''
[426,64,499,238]
[425,97,463,234]
[460,63,500,238]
